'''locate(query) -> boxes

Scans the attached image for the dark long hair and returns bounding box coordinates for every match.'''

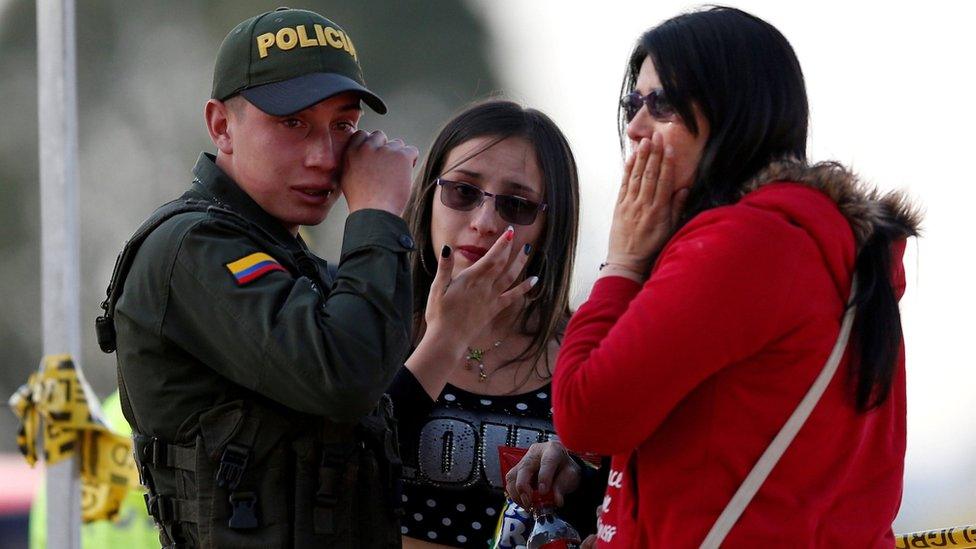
[620,6,809,218]
[621,7,912,411]
[405,100,580,379]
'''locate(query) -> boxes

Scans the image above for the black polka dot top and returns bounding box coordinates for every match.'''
[388,369,556,547]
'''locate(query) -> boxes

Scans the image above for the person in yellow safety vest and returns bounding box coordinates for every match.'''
[29,390,158,549]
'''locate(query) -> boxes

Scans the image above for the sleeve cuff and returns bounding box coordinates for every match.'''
[340,209,415,259]
[590,274,643,301]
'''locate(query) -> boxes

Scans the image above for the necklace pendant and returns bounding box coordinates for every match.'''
[466,347,485,362]
[466,341,504,383]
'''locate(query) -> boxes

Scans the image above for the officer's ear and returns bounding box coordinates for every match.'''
[205,99,234,155]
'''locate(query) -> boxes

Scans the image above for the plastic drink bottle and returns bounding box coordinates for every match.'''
[526,491,581,549]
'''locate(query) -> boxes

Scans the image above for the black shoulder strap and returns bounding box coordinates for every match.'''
[99,198,222,437]
[98,197,298,438]
[95,198,229,353]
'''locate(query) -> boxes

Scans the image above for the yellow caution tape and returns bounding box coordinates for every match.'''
[896,525,976,548]
[8,354,140,522]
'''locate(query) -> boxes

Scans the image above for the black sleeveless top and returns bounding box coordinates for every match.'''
[387,368,604,547]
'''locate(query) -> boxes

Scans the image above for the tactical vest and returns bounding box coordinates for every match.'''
[96,199,403,548]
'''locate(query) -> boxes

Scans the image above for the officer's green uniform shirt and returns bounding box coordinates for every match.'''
[115,152,414,443]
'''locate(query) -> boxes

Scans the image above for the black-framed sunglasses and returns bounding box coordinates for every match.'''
[620,89,676,122]
[435,178,548,226]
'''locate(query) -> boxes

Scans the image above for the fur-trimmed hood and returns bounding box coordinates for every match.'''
[743,159,922,250]
[730,159,922,301]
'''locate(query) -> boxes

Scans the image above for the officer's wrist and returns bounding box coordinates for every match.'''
[346,203,406,217]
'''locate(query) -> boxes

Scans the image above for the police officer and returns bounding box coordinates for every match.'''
[96,7,417,548]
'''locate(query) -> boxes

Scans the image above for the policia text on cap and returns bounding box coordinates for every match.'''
[95,7,418,547]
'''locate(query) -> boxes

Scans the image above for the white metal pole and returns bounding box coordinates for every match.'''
[37,0,82,547]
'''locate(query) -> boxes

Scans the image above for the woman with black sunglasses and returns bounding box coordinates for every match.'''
[526,6,919,548]
[387,100,604,548]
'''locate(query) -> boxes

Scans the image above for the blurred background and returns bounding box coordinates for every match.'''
[1,0,973,544]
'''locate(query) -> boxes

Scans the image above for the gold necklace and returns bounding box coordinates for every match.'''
[465,339,503,382]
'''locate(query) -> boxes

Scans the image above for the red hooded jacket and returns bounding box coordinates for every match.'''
[554,162,919,548]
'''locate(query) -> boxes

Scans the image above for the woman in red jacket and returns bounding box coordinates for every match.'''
[541,6,919,548]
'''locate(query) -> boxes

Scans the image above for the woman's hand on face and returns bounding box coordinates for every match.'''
[424,227,536,342]
[605,132,689,278]
[504,440,581,509]
[406,231,535,400]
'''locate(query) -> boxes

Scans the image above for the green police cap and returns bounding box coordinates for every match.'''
[211,7,386,116]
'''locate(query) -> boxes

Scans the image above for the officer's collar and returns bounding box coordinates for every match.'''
[190,153,305,250]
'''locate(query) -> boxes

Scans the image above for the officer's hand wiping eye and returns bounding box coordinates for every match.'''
[340,129,419,217]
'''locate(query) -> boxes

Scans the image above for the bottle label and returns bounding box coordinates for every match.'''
[491,499,533,548]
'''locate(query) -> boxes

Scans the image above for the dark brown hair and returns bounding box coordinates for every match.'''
[404,100,580,380]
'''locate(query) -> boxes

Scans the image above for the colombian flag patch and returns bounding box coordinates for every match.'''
[225,252,287,285]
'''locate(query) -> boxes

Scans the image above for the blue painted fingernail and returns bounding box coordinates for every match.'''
[523,243,532,255]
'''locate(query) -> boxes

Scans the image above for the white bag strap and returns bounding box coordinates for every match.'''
[700,278,859,549]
